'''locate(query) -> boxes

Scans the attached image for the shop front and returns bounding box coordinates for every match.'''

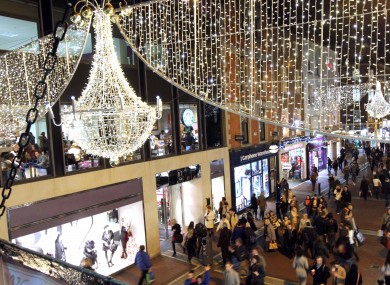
[210,159,225,223]
[230,145,277,212]
[307,136,328,174]
[279,141,307,182]
[156,165,202,240]
[8,179,145,276]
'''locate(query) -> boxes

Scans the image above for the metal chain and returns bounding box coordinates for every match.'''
[0,1,73,218]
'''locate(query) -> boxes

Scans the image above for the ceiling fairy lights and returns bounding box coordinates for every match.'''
[115,0,390,141]
[0,20,90,138]
[61,4,161,162]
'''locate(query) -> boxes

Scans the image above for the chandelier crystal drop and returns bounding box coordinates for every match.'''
[62,10,161,162]
[366,81,390,120]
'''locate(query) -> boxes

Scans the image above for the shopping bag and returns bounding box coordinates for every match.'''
[146,271,155,284]
[355,229,365,244]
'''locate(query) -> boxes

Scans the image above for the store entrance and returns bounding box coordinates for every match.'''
[157,185,184,241]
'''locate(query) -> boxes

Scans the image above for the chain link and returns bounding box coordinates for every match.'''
[0,1,73,218]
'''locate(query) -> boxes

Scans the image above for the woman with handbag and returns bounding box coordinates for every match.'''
[264,219,277,252]
[171,219,184,256]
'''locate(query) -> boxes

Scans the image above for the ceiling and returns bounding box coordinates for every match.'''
[0,16,38,50]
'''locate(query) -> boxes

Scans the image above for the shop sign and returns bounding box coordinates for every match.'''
[308,137,325,150]
[240,150,271,162]
[282,142,304,152]
[235,135,245,141]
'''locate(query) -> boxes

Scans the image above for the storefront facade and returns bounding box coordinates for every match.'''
[8,180,145,276]
[230,145,277,212]
[279,141,307,181]
[307,136,328,175]
[1,148,231,263]
[210,159,225,223]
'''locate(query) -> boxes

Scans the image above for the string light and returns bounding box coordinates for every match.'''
[116,0,390,141]
[0,21,90,138]
[62,8,162,163]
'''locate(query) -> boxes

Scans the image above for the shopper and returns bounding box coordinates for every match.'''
[204,205,215,237]
[257,192,267,220]
[185,221,197,264]
[345,263,363,285]
[310,256,330,285]
[292,247,309,285]
[250,193,258,220]
[171,219,184,256]
[245,255,266,285]
[184,265,210,285]
[223,261,240,285]
[135,245,151,285]
[218,222,232,265]
[331,263,346,285]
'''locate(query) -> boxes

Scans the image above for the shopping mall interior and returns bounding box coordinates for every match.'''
[0,0,389,284]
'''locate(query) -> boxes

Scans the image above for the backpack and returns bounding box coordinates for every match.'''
[195,223,208,238]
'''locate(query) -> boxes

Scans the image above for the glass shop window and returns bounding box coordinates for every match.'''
[204,103,223,148]
[149,104,174,158]
[179,104,199,152]
[0,117,51,185]
[113,37,136,66]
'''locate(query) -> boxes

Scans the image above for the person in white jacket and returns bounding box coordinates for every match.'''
[204,205,215,237]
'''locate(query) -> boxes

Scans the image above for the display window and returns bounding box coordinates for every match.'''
[12,202,146,276]
[281,147,305,180]
[234,158,271,212]
[308,148,326,171]
[211,176,225,223]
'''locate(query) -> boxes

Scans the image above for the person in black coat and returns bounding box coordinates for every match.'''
[341,186,352,209]
[283,224,297,259]
[310,256,331,285]
[360,176,370,200]
[325,213,338,250]
[250,193,258,219]
[217,222,232,265]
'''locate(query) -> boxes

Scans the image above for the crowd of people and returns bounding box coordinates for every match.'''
[132,143,390,284]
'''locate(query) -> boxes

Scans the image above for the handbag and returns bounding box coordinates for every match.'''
[146,271,155,284]
[269,241,278,250]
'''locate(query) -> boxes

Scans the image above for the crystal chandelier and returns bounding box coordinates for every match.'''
[0,20,90,138]
[366,81,390,120]
[62,5,161,162]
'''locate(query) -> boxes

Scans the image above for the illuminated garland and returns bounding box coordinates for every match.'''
[115,0,390,141]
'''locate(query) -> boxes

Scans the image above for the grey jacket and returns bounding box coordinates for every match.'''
[223,269,240,285]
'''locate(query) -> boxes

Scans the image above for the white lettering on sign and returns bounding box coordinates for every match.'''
[240,150,271,162]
